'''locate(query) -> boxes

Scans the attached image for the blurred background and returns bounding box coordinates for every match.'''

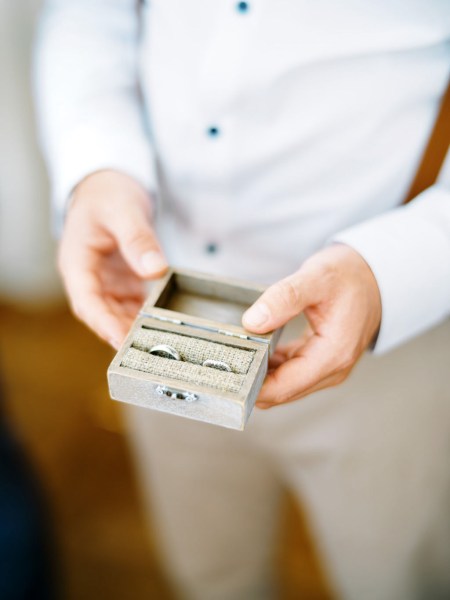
[0,2,330,598]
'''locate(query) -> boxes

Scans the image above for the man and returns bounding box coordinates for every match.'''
[34,1,450,598]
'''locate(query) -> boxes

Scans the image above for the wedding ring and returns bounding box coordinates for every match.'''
[202,359,232,372]
[149,344,181,361]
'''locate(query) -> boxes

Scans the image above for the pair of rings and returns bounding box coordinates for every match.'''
[149,344,232,373]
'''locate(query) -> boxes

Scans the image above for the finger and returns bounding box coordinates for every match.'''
[98,252,147,298]
[100,270,146,299]
[242,271,315,333]
[112,203,168,279]
[107,296,142,321]
[120,298,143,318]
[62,252,130,348]
[274,325,315,359]
[268,322,315,371]
[255,370,342,409]
[257,332,343,405]
[268,351,286,370]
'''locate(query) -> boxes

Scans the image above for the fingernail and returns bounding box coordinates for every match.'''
[255,402,272,410]
[140,251,168,275]
[243,303,271,328]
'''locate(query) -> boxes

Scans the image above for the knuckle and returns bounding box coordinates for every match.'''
[69,298,86,322]
[123,229,155,252]
[336,348,358,371]
[70,302,84,321]
[68,297,91,325]
[283,278,300,304]
[266,371,294,405]
[332,370,349,386]
[275,277,301,312]
[336,355,352,372]
[307,254,338,289]
[278,392,294,405]
[269,391,290,406]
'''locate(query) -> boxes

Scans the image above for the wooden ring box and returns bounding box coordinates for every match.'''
[107,268,282,430]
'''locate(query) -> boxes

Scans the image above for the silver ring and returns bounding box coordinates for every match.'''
[202,359,232,372]
[149,344,181,361]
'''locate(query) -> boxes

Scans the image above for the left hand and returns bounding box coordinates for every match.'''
[242,244,382,409]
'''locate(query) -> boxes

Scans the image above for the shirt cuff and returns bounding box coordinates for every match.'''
[331,185,450,354]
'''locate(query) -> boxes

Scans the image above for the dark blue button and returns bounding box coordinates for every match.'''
[236,1,249,13]
[207,126,220,137]
[205,243,219,254]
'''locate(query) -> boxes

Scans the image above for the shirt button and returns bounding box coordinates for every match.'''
[205,242,219,254]
[236,1,250,13]
[207,126,220,137]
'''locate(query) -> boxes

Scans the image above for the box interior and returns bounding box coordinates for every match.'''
[119,323,257,395]
[153,272,262,327]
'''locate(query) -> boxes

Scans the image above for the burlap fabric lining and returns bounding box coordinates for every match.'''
[132,327,254,375]
[121,348,245,393]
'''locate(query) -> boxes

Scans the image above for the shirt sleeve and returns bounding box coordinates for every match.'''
[33,0,156,234]
[332,151,450,355]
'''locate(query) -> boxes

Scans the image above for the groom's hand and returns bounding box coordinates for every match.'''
[242,244,382,408]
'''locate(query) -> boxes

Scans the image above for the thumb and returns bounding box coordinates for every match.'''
[242,272,313,333]
[113,203,168,278]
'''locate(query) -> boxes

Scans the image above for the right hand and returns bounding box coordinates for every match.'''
[58,170,168,349]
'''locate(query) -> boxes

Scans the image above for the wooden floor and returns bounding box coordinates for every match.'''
[0,302,331,599]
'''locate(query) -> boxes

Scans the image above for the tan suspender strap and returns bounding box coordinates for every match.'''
[403,78,450,204]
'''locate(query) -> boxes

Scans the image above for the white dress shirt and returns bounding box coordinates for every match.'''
[34,0,450,354]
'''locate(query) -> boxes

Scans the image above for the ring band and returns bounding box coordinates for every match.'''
[202,359,232,372]
[149,344,181,361]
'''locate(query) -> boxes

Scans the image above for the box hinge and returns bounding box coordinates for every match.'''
[139,311,270,345]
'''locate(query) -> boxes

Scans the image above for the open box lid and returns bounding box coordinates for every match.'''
[140,268,280,351]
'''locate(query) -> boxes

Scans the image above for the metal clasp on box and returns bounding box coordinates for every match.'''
[156,385,199,403]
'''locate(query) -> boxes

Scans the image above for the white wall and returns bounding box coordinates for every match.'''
[0,0,61,303]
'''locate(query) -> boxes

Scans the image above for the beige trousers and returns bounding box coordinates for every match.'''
[125,318,450,600]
